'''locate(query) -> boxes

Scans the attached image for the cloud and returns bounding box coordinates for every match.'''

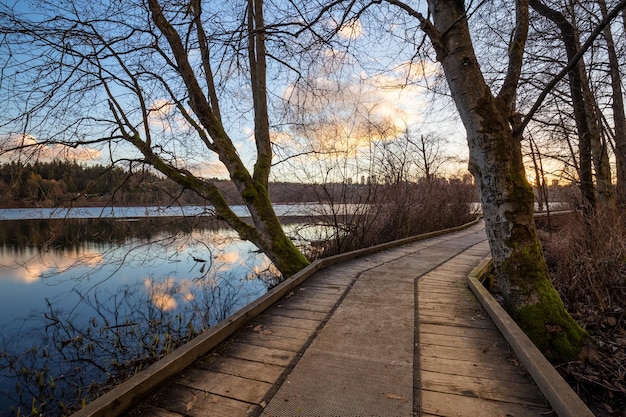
[0,133,101,163]
[216,251,241,264]
[280,53,448,157]
[150,98,175,115]
[144,277,195,312]
[148,98,177,132]
[187,160,229,179]
[0,248,104,285]
[337,19,363,40]
[282,73,422,156]
[214,250,242,272]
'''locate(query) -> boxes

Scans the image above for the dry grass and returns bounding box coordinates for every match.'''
[540,209,626,416]
[313,178,478,257]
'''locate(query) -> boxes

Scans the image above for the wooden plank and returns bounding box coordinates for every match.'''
[242,322,314,342]
[418,302,483,314]
[418,286,471,296]
[419,343,515,366]
[127,404,183,417]
[419,281,468,291]
[176,368,271,404]
[274,297,337,312]
[417,294,478,305]
[295,285,347,295]
[286,290,340,303]
[306,275,355,286]
[421,390,548,417]
[417,313,497,330]
[418,293,480,303]
[254,313,321,330]
[419,331,501,349]
[235,328,311,350]
[419,302,485,316]
[431,260,475,269]
[265,306,327,321]
[420,267,469,285]
[147,383,256,417]
[418,307,492,322]
[195,354,284,383]
[419,356,531,383]
[420,370,547,407]
[220,341,297,367]
[418,323,502,340]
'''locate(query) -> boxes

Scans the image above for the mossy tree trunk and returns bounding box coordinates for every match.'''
[138,0,309,277]
[387,0,587,361]
[3,0,310,278]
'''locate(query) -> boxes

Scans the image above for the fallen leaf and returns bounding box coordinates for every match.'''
[385,393,404,400]
[545,323,564,333]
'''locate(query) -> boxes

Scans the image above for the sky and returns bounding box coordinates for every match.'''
[0,0,470,182]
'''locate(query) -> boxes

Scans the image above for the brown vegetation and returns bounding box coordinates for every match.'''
[309,178,478,258]
[540,209,626,416]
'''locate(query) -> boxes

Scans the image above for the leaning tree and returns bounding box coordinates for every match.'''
[0,0,309,276]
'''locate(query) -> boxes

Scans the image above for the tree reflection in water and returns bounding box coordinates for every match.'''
[0,216,278,416]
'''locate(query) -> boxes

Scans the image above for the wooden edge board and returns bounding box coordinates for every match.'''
[467,257,594,417]
[69,218,482,417]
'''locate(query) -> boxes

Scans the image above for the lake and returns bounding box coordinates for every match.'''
[0,207,332,416]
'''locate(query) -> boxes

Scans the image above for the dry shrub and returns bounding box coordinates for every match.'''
[542,208,626,317]
[315,178,478,257]
[541,208,626,415]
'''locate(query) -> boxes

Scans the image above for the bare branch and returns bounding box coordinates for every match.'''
[519,0,626,135]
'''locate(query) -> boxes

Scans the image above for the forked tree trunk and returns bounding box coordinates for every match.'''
[425,0,586,361]
[146,0,309,278]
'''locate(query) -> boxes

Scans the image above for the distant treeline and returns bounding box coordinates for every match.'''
[0,161,365,207]
[0,160,195,207]
[0,160,479,208]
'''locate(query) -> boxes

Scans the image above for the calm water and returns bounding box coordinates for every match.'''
[0,209,328,416]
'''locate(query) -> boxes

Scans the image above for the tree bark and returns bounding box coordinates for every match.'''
[598,0,626,206]
[146,0,309,277]
[423,0,586,361]
[530,0,614,210]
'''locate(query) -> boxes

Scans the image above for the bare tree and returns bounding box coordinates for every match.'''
[597,0,626,206]
[0,0,309,277]
[530,0,615,210]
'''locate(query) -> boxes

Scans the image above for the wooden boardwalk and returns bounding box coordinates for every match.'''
[126,222,554,417]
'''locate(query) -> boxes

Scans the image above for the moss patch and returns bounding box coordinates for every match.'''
[514,278,587,362]
[502,235,587,362]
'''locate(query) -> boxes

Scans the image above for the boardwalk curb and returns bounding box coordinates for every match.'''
[467,258,594,417]
[70,218,481,417]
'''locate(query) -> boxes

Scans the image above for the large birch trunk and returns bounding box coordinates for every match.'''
[426,0,586,361]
